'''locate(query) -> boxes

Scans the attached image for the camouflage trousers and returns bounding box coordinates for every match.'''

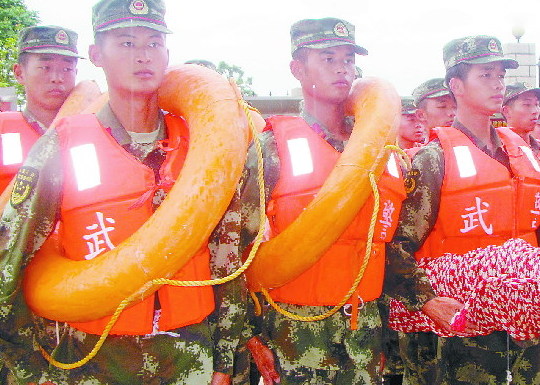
[377,297,403,377]
[264,300,383,385]
[438,331,540,385]
[231,341,260,385]
[398,332,438,385]
[3,309,213,385]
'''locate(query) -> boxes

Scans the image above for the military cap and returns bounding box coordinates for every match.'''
[503,82,540,106]
[92,0,171,34]
[443,35,518,70]
[290,17,368,56]
[401,96,416,115]
[412,78,450,106]
[18,25,83,58]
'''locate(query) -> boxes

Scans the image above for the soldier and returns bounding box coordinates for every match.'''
[502,82,540,155]
[398,96,425,150]
[0,0,246,384]
[387,35,540,385]
[412,78,456,135]
[0,25,81,193]
[0,24,80,384]
[225,17,463,385]
[396,80,456,385]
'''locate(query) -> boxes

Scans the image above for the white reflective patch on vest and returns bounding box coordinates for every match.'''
[453,146,477,178]
[1,133,23,166]
[70,144,101,191]
[387,153,399,178]
[519,146,540,172]
[287,138,313,176]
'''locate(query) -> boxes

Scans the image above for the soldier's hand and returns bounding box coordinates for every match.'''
[210,372,231,385]
[421,296,476,336]
[247,336,281,384]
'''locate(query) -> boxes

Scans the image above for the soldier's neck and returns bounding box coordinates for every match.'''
[108,90,160,134]
[303,97,348,140]
[455,106,493,150]
[25,102,56,128]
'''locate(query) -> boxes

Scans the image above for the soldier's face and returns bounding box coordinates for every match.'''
[451,62,506,116]
[503,92,540,134]
[419,95,456,129]
[14,53,77,113]
[90,26,169,97]
[293,45,356,105]
[399,113,425,147]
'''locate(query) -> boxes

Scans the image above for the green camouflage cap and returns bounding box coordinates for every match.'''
[401,96,416,115]
[92,0,172,34]
[443,35,518,70]
[18,25,83,58]
[503,82,540,106]
[290,17,368,56]
[412,78,450,106]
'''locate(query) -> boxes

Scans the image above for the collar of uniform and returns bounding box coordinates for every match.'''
[22,108,48,135]
[95,102,166,146]
[452,119,504,156]
[300,110,353,151]
[529,135,540,152]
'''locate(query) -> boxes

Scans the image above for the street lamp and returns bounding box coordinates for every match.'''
[512,24,525,43]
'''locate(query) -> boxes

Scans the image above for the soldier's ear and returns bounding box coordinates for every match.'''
[416,109,427,123]
[501,105,510,121]
[290,59,305,81]
[13,63,25,84]
[448,78,463,98]
[89,44,103,68]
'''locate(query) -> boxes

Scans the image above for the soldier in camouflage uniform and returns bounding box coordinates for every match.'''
[0,24,81,385]
[412,78,456,135]
[225,17,463,385]
[396,83,454,385]
[398,96,425,150]
[386,35,540,385]
[501,82,540,156]
[0,0,247,384]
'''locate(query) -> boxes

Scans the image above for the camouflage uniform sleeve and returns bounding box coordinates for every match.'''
[0,128,62,372]
[384,141,443,310]
[0,128,63,304]
[208,130,279,374]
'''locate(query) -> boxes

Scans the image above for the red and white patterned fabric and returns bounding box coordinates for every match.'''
[389,238,540,340]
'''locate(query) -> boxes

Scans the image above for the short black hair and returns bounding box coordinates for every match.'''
[292,47,309,62]
[445,62,473,87]
[17,52,30,66]
[94,31,105,46]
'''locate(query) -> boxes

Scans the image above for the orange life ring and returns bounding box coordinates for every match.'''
[246,77,400,290]
[23,64,251,322]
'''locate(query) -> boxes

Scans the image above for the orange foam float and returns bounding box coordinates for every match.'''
[23,64,252,322]
[246,77,401,290]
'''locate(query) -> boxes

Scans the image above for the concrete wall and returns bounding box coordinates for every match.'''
[504,42,538,87]
[0,87,17,111]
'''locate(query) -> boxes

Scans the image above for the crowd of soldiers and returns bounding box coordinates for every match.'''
[0,0,539,384]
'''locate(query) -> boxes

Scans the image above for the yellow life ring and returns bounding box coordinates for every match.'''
[246,77,400,290]
[23,64,250,322]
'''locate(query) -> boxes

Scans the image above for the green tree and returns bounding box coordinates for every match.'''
[217,61,256,97]
[0,0,39,102]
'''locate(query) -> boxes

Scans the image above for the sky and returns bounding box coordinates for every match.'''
[23,0,540,97]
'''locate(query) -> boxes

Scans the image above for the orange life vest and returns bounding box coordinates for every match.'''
[55,114,214,335]
[416,126,540,260]
[265,116,406,306]
[0,112,41,192]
